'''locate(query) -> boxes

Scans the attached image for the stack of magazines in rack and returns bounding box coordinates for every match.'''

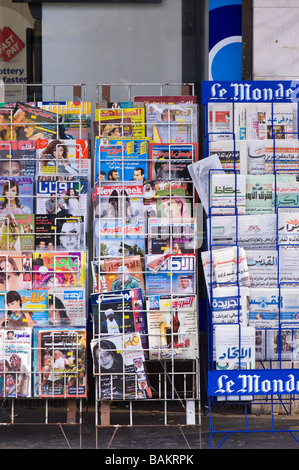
[90,95,200,400]
[201,100,299,376]
[0,100,92,400]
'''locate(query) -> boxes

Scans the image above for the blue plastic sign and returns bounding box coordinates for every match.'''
[201,80,299,104]
[208,369,299,396]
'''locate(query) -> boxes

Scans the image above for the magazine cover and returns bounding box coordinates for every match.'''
[35,214,84,251]
[12,102,59,140]
[0,140,36,176]
[155,181,193,220]
[146,294,198,360]
[96,181,144,220]
[90,332,151,400]
[91,260,108,294]
[264,139,299,172]
[96,107,145,139]
[210,173,246,215]
[245,249,278,288]
[245,174,274,214]
[145,254,196,295]
[211,286,249,325]
[0,107,13,140]
[48,288,86,327]
[91,288,148,356]
[0,328,32,398]
[248,287,280,328]
[0,214,34,251]
[104,255,145,293]
[208,140,247,174]
[149,143,198,181]
[0,176,34,215]
[147,217,196,255]
[0,289,49,327]
[37,101,92,140]
[214,325,256,370]
[35,178,88,230]
[277,210,299,245]
[33,327,87,398]
[0,251,32,291]
[212,246,250,288]
[95,138,149,182]
[32,251,87,289]
[274,180,299,208]
[145,103,198,143]
[207,102,233,142]
[94,217,145,259]
[36,139,89,177]
[134,95,198,104]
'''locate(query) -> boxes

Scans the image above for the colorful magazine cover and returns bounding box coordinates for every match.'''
[0,289,49,327]
[36,138,89,177]
[48,288,86,327]
[96,181,144,220]
[91,260,108,294]
[32,327,87,398]
[95,138,149,182]
[35,214,84,251]
[90,332,151,400]
[155,183,193,220]
[0,214,34,251]
[146,294,198,360]
[94,217,145,258]
[145,103,198,143]
[145,254,196,295]
[0,176,34,215]
[91,288,147,342]
[37,101,92,140]
[0,328,32,398]
[0,251,32,291]
[12,102,59,140]
[96,107,145,139]
[32,251,87,289]
[149,143,198,181]
[0,140,36,176]
[104,255,145,293]
[147,217,196,255]
[35,177,88,227]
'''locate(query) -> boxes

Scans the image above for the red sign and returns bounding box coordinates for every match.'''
[0,26,25,62]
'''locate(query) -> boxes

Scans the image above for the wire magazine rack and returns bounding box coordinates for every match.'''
[91,82,201,448]
[202,80,299,449]
[0,83,90,448]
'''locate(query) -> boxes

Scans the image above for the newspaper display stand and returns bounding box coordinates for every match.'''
[202,80,299,448]
[0,84,90,448]
[91,83,201,446]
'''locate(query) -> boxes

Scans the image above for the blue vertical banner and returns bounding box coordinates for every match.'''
[209,0,243,80]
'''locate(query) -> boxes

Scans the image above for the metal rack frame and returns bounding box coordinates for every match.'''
[91,83,201,448]
[202,79,299,449]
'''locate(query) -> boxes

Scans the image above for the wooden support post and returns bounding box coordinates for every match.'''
[101,401,111,427]
[67,399,77,424]
[102,85,111,103]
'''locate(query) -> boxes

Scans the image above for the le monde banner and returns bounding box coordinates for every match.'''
[208,369,299,397]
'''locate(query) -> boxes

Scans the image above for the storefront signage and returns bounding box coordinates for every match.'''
[201,80,299,104]
[208,369,299,396]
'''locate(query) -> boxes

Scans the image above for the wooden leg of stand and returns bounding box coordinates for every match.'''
[67,399,77,424]
[101,401,111,427]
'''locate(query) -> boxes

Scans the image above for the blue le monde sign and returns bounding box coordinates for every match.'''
[209,369,299,397]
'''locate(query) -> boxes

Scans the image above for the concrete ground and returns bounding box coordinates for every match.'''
[0,401,298,450]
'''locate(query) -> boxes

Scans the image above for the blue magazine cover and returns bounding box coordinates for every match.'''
[95,138,149,182]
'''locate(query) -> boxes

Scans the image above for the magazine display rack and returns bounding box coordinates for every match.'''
[90,83,201,445]
[0,84,91,447]
[202,80,299,448]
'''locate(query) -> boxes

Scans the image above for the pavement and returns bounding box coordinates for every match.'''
[0,400,298,451]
